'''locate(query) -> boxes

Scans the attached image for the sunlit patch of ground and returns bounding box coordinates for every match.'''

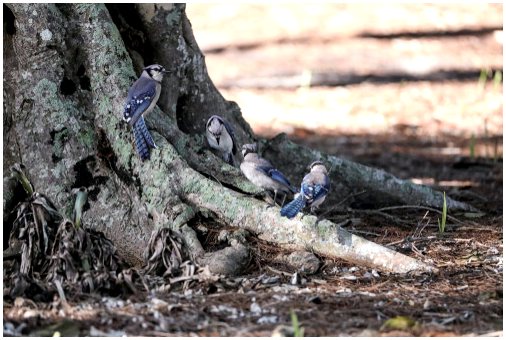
[187,3,502,51]
[221,82,502,140]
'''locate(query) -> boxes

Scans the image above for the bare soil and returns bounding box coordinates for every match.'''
[3,3,503,337]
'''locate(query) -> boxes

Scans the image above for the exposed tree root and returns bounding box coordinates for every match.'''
[178,165,437,274]
[199,241,251,275]
[262,134,478,212]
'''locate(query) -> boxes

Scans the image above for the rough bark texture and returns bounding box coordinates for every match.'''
[4,3,471,272]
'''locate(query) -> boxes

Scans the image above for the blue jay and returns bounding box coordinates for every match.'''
[280,161,330,219]
[206,115,238,166]
[240,143,296,205]
[123,64,168,161]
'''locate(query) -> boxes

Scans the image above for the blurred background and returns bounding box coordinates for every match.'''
[187,3,502,164]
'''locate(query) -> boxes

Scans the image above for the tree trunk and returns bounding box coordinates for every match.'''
[4,4,472,273]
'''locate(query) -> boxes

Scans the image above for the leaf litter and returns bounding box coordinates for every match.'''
[4,115,503,337]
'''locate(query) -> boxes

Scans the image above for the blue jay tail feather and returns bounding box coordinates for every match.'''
[280,194,306,218]
[137,117,157,148]
[133,120,150,161]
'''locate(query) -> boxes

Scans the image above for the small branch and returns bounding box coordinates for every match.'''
[410,243,426,259]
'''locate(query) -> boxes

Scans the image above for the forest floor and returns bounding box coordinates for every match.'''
[3,3,503,337]
[3,129,502,336]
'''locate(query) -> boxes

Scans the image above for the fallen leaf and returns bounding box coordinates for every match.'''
[381,316,418,331]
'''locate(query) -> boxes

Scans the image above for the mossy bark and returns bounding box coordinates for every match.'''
[4,3,470,272]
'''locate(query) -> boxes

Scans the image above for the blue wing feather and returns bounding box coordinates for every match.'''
[301,182,313,198]
[302,181,329,203]
[312,183,329,202]
[255,164,272,177]
[123,78,157,126]
[256,165,293,189]
[268,168,292,188]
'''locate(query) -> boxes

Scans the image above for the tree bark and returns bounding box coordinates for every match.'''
[4,3,471,273]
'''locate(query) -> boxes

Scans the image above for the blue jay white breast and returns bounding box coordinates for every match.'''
[206,116,234,154]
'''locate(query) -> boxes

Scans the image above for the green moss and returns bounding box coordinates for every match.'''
[142,186,157,204]
[173,135,189,154]
[317,222,330,239]
[51,161,66,180]
[80,4,134,96]
[158,142,179,161]
[32,79,80,131]
[97,96,111,116]
[77,126,96,150]
[165,6,181,27]
[52,128,68,159]
[139,147,181,210]
[172,204,196,229]
[114,138,133,168]
[96,97,132,167]
[151,168,168,188]
[74,3,100,15]
[73,4,177,181]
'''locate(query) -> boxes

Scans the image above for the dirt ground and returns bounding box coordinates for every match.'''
[3,4,503,337]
